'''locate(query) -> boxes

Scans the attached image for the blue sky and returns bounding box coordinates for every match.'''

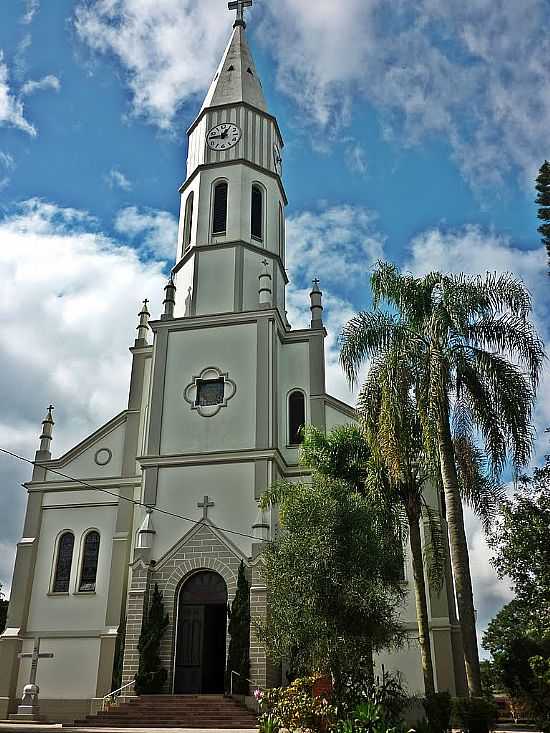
[0,0,549,656]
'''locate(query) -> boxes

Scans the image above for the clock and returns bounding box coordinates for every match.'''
[273,143,283,175]
[207,123,241,151]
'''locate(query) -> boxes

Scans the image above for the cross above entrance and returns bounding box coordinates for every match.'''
[18,639,54,687]
[198,495,215,520]
[228,0,252,27]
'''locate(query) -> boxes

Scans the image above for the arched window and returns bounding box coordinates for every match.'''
[78,531,100,593]
[251,185,263,241]
[212,181,228,235]
[52,531,74,593]
[288,391,305,445]
[183,191,194,252]
[278,202,285,257]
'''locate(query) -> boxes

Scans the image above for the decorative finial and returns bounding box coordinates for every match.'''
[310,278,323,329]
[252,502,270,542]
[184,286,193,317]
[136,299,150,344]
[162,276,176,321]
[258,258,272,308]
[136,507,156,551]
[38,405,55,456]
[228,0,252,28]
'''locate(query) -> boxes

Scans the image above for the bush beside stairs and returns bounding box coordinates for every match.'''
[75,694,258,728]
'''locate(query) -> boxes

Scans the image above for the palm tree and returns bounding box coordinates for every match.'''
[340,262,545,695]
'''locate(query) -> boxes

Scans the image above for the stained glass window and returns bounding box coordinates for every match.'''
[79,531,100,593]
[196,379,225,407]
[289,391,305,445]
[53,532,74,593]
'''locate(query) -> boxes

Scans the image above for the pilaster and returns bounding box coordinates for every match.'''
[121,562,151,692]
[249,560,280,689]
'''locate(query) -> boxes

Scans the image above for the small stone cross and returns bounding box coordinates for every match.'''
[18,639,54,687]
[228,0,252,26]
[197,495,215,520]
[312,278,320,287]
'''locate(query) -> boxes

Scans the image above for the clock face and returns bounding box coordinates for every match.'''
[273,144,283,175]
[207,123,242,151]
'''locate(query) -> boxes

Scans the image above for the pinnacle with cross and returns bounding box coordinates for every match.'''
[198,495,215,520]
[228,0,252,28]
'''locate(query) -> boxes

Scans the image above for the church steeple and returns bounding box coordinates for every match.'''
[173,0,287,321]
[200,22,266,114]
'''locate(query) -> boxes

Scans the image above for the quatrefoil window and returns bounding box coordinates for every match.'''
[184,367,237,417]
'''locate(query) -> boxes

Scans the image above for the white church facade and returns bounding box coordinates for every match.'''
[0,4,466,723]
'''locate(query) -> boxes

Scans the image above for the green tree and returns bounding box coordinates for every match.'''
[488,456,550,633]
[340,262,544,695]
[134,584,169,695]
[258,475,406,700]
[536,160,550,271]
[483,604,550,729]
[299,423,371,492]
[225,560,250,695]
[301,421,440,695]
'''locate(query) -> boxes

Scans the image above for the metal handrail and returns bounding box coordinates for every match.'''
[101,680,135,711]
[229,670,264,697]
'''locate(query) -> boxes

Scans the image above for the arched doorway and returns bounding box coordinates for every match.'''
[174,571,228,694]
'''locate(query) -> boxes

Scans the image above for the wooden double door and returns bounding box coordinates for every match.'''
[174,572,228,694]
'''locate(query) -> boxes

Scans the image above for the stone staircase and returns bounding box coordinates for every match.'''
[75,694,258,729]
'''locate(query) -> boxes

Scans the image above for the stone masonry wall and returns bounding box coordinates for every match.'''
[150,522,242,692]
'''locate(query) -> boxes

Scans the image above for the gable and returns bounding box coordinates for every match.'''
[43,412,128,483]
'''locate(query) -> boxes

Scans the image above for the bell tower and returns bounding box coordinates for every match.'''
[173,0,287,319]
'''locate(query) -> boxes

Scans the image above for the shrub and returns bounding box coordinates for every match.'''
[422,691,452,733]
[257,676,336,732]
[452,697,498,733]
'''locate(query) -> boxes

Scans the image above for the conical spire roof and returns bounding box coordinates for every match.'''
[200,24,267,113]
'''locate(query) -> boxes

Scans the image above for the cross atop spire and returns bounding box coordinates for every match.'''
[228,0,252,28]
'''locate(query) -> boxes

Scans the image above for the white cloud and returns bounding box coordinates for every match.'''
[345,141,368,176]
[114,205,178,258]
[106,168,132,191]
[0,51,36,136]
[286,205,385,290]
[0,199,166,593]
[285,205,380,405]
[74,0,230,130]
[258,0,550,186]
[21,74,60,96]
[21,0,39,25]
[0,152,15,170]
[72,0,550,184]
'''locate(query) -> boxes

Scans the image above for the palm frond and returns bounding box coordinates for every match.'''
[421,502,446,593]
[463,313,545,388]
[453,434,505,531]
[339,311,409,386]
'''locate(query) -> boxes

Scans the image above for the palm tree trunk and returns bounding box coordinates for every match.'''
[408,507,436,695]
[436,409,482,696]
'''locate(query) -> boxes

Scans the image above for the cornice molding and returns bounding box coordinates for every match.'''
[178,158,288,205]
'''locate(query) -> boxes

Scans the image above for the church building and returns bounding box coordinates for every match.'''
[0,2,466,722]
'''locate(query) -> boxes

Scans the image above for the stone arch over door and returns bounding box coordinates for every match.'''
[151,524,243,692]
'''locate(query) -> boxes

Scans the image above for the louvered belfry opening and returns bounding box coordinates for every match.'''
[212,182,228,234]
[251,185,263,240]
